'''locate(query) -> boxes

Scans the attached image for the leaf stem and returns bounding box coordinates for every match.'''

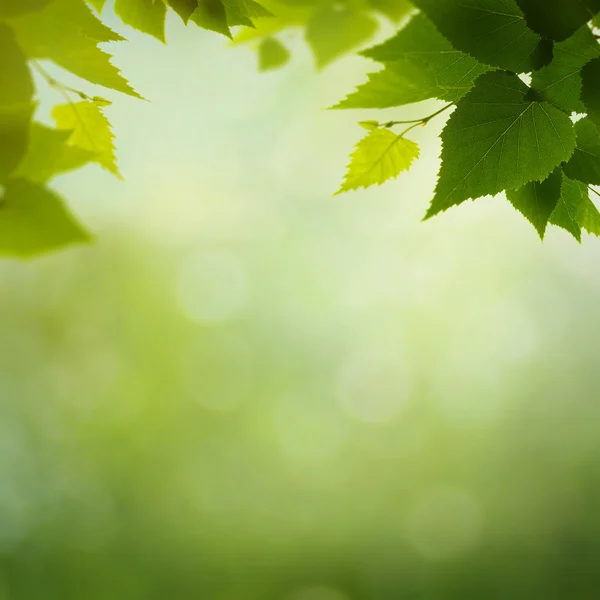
[589,186,600,199]
[31,60,92,101]
[382,103,455,131]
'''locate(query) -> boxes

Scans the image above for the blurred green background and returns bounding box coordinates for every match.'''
[2,8,600,600]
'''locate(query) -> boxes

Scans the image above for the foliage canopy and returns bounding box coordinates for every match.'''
[1,0,600,256]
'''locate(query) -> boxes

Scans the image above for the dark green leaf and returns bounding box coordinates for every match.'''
[410,0,553,72]
[531,26,600,114]
[581,57,600,132]
[516,0,600,41]
[506,167,562,239]
[426,71,576,218]
[563,118,600,186]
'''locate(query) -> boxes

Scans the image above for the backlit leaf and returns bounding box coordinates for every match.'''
[337,128,419,194]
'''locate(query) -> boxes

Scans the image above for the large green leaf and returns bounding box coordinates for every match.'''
[9,0,142,98]
[516,0,600,41]
[563,118,600,186]
[0,179,91,258]
[506,168,562,239]
[337,127,419,194]
[531,26,600,115]
[426,71,576,218]
[410,0,553,73]
[336,14,490,109]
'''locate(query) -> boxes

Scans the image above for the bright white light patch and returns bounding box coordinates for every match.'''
[177,250,249,324]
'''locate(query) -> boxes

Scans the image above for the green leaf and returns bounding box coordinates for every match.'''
[0,23,34,106]
[516,0,600,41]
[0,103,35,184]
[191,0,231,38]
[115,0,167,42]
[506,167,562,239]
[410,0,553,72]
[258,37,290,71]
[336,14,491,109]
[581,57,600,132]
[87,0,107,11]
[9,0,142,99]
[0,0,54,17]
[0,179,91,258]
[52,101,120,177]
[223,0,271,27]
[563,118,600,186]
[549,174,587,241]
[367,0,413,22]
[9,0,124,45]
[305,5,378,69]
[334,59,439,109]
[576,188,600,236]
[336,128,419,194]
[0,23,35,183]
[426,71,577,218]
[14,123,96,183]
[164,0,198,23]
[531,26,600,114]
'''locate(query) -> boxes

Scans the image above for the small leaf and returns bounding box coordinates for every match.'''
[337,128,419,194]
[359,120,380,130]
[506,168,562,239]
[0,179,91,258]
[258,37,290,71]
[52,101,120,177]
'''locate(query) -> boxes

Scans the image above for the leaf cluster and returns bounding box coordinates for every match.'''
[334,0,600,241]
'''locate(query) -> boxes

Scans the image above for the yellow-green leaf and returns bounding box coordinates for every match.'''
[52,101,120,177]
[337,128,419,194]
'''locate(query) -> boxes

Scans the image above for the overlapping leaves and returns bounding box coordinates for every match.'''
[334,1,600,242]
[0,0,274,258]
